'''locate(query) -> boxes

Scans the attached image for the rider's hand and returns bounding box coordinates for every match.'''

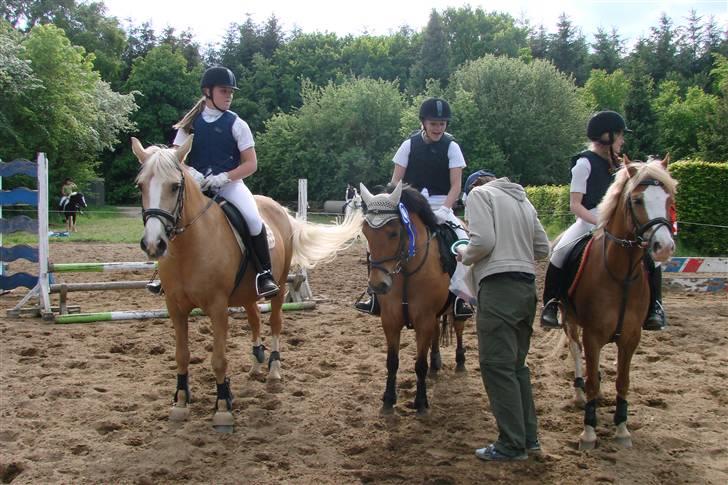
[433,206,453,225]
[201,172,230,191]
[186,166,205,186]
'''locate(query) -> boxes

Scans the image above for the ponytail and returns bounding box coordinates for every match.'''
[174,97,206,133]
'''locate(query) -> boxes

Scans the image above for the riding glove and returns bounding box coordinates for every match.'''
[201,172,230,191]
[186,166,205,186]
[433,206,453,225]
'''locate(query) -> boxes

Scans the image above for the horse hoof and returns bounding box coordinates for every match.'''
[169,405,190,422]
[455,363,466,373]
[615,436,632,448]
[212,411,234,433]
[578,439,596,451]
[267,361,282,381]
[416,407,429,416]
[379,405,395,416]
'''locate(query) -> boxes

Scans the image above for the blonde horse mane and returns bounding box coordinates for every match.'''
[595,157,678,233]
[135,145,182,185]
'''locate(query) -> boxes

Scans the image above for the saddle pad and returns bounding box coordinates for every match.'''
[434,222,459,277]
[566,236,595,299]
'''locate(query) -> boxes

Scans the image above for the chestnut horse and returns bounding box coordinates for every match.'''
[132,137,362,432]
[560,156,677,450]
[359,182,466,415]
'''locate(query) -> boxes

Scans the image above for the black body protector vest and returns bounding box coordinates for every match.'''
[571,150,614,210]
[403,132,453,196]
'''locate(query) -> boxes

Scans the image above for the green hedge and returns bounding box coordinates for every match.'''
[669,160,728,256]
[526,184,572,230]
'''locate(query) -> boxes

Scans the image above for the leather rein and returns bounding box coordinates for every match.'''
[600,178,672,342]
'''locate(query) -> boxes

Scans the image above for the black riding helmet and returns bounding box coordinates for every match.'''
[200,66,238,91]
[419,98,452,122]
[587,111,632,142]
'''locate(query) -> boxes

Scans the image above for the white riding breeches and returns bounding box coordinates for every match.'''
[215,179,263,236]
[550,209,598,268]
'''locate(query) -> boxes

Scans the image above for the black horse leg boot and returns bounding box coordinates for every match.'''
[540,263,563,329]
[251,226,280,299]
[643,263,666,331]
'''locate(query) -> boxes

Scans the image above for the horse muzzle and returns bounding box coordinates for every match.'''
[648,226,675,263]
[140,236,167,259]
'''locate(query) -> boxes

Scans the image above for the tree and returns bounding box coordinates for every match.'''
[3,24,136,192]
[254,78,406,201]
[441,6,528,68]
[590,28,623,72]
[409,9,450,92]
[697,54,728,160]
[581,69,630,113]
[448,55,589,184]
[548,13,589,85]
[652,80,717,160]
[624,61,658,159]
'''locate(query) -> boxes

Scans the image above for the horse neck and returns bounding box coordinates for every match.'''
[402,213,434,273]
[599,197,645,273]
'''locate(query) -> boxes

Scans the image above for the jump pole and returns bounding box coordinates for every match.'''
[54,301,317,324]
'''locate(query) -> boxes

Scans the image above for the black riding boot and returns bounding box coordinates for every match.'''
[250,226,280,299]
[355,291,380,315]
[354,251,380,315]
[146,280,163,295]
[540,263,563,329]
[454,297,474,320]
[644,261,666,331]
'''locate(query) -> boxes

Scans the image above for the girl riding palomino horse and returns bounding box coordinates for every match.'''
[147,66,277,298]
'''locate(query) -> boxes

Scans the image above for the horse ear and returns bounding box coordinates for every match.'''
[390,181,403,204]
[662,153,670,168]
[176,135,193,163]
[359,183,374,205]
[131,137,148,164]
[624,155,639,178]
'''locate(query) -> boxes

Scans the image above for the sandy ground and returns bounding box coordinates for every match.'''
[1,241,727,484]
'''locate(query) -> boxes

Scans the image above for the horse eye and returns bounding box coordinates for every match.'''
[171,183,181,192]
[387,231,398,240]
[633,198,644,206]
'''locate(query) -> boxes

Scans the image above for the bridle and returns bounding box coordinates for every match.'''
[140,165,215,239]
[601,177,672,342]
[603,178,672,250]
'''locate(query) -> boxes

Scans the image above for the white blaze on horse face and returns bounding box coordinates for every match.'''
[143,173,169,252]
[643,185,674,262]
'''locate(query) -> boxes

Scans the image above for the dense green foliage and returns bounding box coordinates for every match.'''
[669,161,728,256]
[449,55,589,184]
[1,1,727,224]
[525,185,571,229]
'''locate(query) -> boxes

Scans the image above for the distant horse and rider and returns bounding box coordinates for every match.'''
[59,189,86,233]
[132,137,362,432]
[554,156,677,450]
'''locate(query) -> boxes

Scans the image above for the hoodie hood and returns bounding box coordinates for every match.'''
[486,177,526,201]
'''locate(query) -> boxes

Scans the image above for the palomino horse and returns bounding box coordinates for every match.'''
[131,137,362,432]
[561,156,677,450]
[60,192,86,233]
[359,182,466,415]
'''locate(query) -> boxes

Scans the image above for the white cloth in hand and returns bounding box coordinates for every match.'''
[201,172,230,191]
[433,206,453,225]
[186,166,205,186]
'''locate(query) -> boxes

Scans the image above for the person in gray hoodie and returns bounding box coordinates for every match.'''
[456,170,550,461]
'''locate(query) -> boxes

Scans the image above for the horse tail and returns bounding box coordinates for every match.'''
[289,210,363,269]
